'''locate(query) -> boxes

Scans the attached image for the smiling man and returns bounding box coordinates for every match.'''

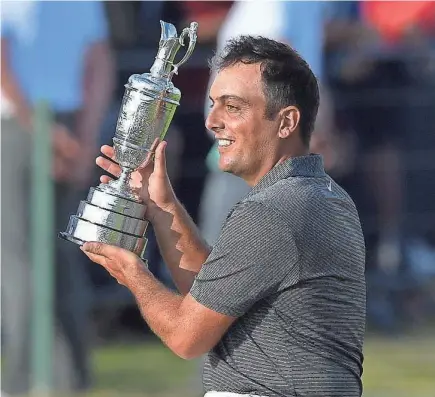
[82,36,366,397]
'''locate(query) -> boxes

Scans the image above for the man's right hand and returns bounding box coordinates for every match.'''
[97,138,210,294]
[96,139,177,222]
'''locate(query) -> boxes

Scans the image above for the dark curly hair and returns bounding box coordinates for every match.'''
[210,35,319,146]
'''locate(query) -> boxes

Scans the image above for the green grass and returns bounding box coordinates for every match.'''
[362,333,435,397]
[73,332,435,397]
[91,340,199,397]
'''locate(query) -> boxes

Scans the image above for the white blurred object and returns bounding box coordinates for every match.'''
[218,0,285,43]
[204,0,287,121]
[0,94,15,119]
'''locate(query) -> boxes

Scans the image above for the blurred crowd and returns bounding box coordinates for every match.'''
[1,1,435,395]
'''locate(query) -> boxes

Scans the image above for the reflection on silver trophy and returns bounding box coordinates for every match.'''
[59,21,198,260]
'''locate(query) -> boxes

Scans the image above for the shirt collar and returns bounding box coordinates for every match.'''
[246,153,326,197]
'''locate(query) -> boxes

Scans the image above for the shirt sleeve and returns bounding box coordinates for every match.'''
[190,201,299,317]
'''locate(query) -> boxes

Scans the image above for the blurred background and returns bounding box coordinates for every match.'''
[1,1,435,396]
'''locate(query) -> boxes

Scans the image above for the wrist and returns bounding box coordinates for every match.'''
[146,198,179,224]
[125,259,152,292]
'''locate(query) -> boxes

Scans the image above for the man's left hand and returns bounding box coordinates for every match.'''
[81,242,149,287]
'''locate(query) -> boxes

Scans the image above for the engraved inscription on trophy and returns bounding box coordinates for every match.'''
[59,21,198,259]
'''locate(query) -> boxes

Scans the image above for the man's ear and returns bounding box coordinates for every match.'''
[278,106,300,139]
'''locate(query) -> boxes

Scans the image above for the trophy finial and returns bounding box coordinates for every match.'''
[150,21,198,80]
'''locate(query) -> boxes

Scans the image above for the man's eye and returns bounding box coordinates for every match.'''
[226,105,239,112]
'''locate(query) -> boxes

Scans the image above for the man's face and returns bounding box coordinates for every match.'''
[206,63,281,184]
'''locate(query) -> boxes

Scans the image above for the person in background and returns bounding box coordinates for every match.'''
[323,1,435,329]
[199,0,333,245]
[325,1,435,271]
[1,1,115,394]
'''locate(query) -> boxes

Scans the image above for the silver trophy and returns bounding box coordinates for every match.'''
[59,21,198,259]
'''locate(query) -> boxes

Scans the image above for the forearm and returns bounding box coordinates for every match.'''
[150,199,212,295]
[128,269,187,354]
[128,269,222,360]
[80,239,233,361]
[78,42,115,148]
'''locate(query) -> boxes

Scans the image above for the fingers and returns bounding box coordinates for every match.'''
[81,250,107,267]
[150,138,160,153]
[97,145,118,181]
[81,241,136,262]
[81,242,109,256]
[96,156,121,177]
[98,140,167,180]
[101,145,115,160]
[100,175,112,184]
[81,249,124,284]
[138,138,160,169]
[153,141,168,177]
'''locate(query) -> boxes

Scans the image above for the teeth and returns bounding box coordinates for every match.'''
[218,139,233,147]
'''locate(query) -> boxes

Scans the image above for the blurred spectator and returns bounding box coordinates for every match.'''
[180,1,233,44]
[324,1,435,329]
[324,1,435,271]
[1,1,114,394]
[199,0,332,245]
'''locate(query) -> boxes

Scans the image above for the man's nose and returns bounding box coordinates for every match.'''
[205,107,224,132]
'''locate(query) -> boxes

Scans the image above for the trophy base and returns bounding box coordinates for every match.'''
[58,232,148,268]
[59,186,149,259]
[58,232,86,246]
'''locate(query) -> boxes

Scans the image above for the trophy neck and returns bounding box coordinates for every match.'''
[99,168,142,203]
[150,39,181,79]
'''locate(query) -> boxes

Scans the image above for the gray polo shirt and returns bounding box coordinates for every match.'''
[190,154,366,397]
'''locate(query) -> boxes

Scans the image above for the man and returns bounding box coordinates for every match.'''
[1,1,114,394]
[83,37,366,396]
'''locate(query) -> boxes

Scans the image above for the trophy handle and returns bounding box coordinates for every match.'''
[169,22,198,79]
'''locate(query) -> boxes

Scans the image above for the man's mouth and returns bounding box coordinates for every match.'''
[217,138,234,147]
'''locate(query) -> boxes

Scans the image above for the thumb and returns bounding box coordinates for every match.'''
[81,241,133,260]
[153,141,168,177]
